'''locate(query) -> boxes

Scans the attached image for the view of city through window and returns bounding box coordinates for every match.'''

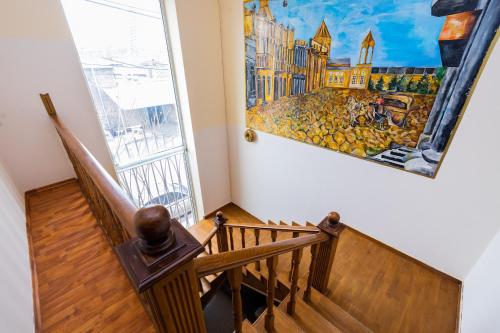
[61,0,196,226]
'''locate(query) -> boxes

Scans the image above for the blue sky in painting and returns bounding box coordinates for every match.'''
[246,0,445,67]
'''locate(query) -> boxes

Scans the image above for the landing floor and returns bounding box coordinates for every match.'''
[206,204,461,333]
[27,180,155,332]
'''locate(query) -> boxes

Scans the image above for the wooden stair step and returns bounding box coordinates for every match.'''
[188,219,216,244]
[278,294,343,333]
[301,289,373,333]
[253,306,303,333]
[243,320,258,333]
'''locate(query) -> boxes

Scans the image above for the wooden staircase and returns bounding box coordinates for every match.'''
[190,218,372,333]
[35,93,461,332]
[40,93,372,333]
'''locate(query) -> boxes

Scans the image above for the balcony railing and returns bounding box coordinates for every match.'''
[115,146,196,227]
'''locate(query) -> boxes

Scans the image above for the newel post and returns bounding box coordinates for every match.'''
[115,205,207,333]
[214,211,229,253]
[311,212,346,294]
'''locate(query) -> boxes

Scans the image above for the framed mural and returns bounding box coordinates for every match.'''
[244,0,499,177]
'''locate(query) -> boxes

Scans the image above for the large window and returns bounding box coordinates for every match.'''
[62,0,196,226]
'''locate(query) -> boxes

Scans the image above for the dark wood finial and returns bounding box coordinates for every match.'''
[327,212,340,225]
[214,211,227,226]
[134,205,175,255]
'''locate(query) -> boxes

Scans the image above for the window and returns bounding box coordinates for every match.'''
[351,72,357,84]
[360,71,366,85]
[61,0,196,226]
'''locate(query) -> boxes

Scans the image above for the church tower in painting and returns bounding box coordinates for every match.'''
[349,30,375,89]
[306,20,332,92]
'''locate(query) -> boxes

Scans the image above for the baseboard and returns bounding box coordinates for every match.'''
[25,192,42,332]
[25,178,77,196]
[203,202,234,219]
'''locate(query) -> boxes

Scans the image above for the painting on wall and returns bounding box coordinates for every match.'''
[244,0,499,177]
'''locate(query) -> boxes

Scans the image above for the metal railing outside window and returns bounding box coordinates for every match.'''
[62,0,196,227]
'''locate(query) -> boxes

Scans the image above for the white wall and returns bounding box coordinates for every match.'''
[0,160,34,333]
[218,0,500,279]
[164,0,231,215]
[0,0,115,193]
[0,0,231,217]
[461,229,500,332]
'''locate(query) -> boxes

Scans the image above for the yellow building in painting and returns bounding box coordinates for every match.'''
[325,31,376,90]
[306,21,331,92]
[245,1,379,105]
[325,58,351,88]
[245,0,297,105]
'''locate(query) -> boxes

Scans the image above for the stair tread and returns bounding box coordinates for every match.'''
[278,294,343,333]
[188,219,215,244]
[243,320,258,333]
[254,306,304,333]
[302,289,373,333]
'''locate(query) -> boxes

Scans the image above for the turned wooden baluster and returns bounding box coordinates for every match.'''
[228,226,235,250]
[287,248,303,315]
[198,278,203,293]
[265,256,278,331]
[207,239,213,254]
[254,229,261,271]
[240,228,246,249]
[271,230,277,242]
[227,267,243,333]
[288,231,299,281]
[304,243,320,303]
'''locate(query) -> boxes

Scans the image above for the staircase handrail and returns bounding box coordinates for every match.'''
[224,221,318,234]
[193,232,328,277]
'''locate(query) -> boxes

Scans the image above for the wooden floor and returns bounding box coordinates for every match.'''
[27,181,460,333]
[205,204,461,333]
[27,180,155,333]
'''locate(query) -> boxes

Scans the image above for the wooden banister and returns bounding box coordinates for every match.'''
[40,93,136,238]
[224,222,318,233]
[41,94,347,333]
[200,227,218,248]
[193,232,329,277]
[41,94,208,333]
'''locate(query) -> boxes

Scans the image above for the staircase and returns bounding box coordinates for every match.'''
[190,217,372,333]
[35,94,462,332]
[38,93,373,333]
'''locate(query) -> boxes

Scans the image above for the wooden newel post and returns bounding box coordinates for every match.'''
[214,211,229,253]
[116,205,207,333]
[311,211,346,294]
